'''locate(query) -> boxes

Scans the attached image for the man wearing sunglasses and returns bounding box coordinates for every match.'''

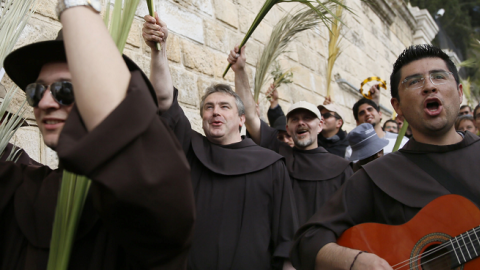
[0,2,195,269]
[291,45,480,270]
[317,103,349,158]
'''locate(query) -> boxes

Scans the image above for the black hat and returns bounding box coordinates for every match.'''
[3,31,158,106]
[273,116,287,132]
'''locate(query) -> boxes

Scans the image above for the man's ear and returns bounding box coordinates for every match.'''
[336,119,343,129]
[391,97,403,118]
[239,114,246,127]
[458,83,464,105]
[317,118,323,134]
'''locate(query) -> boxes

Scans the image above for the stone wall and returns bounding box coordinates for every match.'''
[2,0,434,168]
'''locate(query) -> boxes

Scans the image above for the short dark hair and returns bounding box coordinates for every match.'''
[474,104,480,119]
[383,119,397,130]
[455,114,475,130]
[352,98,380,122]
[390,45,459,100]
[460,105,472,111]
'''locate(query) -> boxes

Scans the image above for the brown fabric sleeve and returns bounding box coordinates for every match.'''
[290,169,378,270]
[159,88,192,154]
[56,70,195,269]
[259,119,282,153]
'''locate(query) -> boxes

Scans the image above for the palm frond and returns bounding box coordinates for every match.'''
[326,1,343,98]
[106,0,140,53]
[0,87,28,161]
[254,6,327,101]
[0,0,37,69]
[458,58,477,68]
[223,0,351,77]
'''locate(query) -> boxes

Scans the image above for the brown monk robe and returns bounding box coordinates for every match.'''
[259,120,353,226]
[290,132,480,269]
[161,90,298,270]
[226,45,353,228]
[0,71,195,269]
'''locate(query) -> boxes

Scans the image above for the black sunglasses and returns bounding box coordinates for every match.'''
[322,112,340,119]
[25,81,74,107]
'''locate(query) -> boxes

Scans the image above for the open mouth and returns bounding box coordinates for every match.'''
[426,101,439,111]
[424,98,442,116]
[296,129,308,135]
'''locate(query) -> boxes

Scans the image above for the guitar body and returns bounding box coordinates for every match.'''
[337,195,480,270]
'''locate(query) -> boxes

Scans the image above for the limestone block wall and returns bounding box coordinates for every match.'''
[2,0,423,168]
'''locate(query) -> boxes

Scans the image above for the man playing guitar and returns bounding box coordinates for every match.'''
[290,45,480,270]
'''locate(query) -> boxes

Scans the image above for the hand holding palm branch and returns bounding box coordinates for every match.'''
[146,0,161,50]
[222,0,350,77]
[142,12,168,51]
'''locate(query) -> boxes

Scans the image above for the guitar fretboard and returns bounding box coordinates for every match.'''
[448,226,480,268]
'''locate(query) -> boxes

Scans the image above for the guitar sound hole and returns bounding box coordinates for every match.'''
[420,244,451,270]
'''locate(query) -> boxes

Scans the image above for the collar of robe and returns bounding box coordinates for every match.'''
[14,166,99,248]
[363,131,480,208]
[279,145,351,181]
[191,131,283,175]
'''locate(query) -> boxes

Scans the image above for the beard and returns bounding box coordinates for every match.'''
[292,134,315,148]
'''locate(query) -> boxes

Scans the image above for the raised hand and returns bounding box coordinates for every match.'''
[142,12,168,50]
[323,96,332,105]
[227,45,246,72]
[369,84,380,105]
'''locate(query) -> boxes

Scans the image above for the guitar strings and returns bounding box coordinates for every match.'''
[393,228,480,270]
[389,226,480,270]
[390,226,480,268]
[392,229,479,270]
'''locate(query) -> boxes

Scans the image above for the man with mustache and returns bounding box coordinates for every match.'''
[143,14,298,270]
[291,44,480,270]
[227,46,353,227]
[0,2,195,269]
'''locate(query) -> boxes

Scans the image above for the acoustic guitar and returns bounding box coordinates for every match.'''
[337,194,480,270]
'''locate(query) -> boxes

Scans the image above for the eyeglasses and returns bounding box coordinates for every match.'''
[401,71,453,90]
[25,81,74,107]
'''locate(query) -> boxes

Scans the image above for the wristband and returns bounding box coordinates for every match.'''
[359,77,387,99]
[350,251,367,270]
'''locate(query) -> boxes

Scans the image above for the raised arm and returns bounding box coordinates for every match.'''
[227,46,261,143]
[60,6,130,131]
[143,13,173,112]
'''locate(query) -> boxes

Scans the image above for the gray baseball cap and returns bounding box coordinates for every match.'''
[347,123,388,161]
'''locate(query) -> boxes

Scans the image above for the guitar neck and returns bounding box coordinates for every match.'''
[448,226,480,268]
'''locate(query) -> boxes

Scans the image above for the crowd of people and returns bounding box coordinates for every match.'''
[0,4,479,270]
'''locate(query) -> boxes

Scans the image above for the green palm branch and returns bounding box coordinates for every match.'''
[326,1,343,98]
[0,0,37,69]
[223,0,350,78]
[254,6,326,101]
[0,0,36,161]
[48,1,139,269]
[0,87,28,162]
